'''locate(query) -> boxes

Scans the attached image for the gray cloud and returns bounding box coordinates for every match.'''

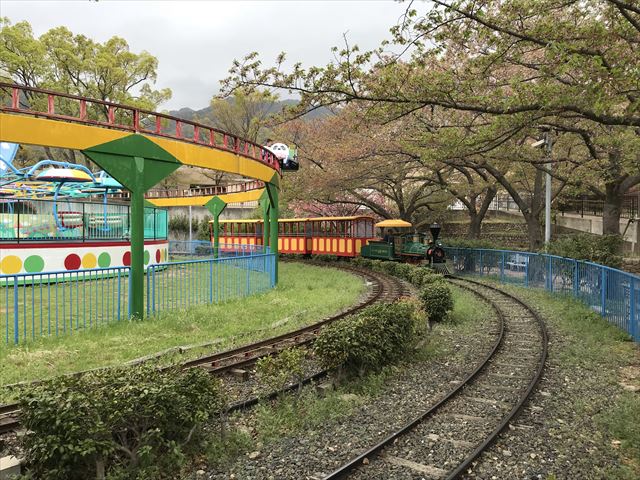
[2,0,410,110]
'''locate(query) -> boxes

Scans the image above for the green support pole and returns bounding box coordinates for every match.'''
[82,135,181,320]
[204,197,227,260]
[213,213,220,259]
[130,162,145,318]
[261,197,270,250]
[266,183,279,283]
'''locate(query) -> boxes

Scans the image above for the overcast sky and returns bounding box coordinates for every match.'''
[2,0,412,110]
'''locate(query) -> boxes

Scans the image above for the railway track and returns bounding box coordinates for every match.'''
[0,265,407,436]
[324,276,548,480]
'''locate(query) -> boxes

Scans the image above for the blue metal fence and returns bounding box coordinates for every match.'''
[445,247,640,341]
[0,250,275,345]
[168,240,265,258]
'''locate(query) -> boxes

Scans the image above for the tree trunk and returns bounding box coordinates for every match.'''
[603,183,622,235]
[525,214,543,250]
[467,213,482,239]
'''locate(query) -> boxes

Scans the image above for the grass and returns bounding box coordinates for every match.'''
[0,263,365,394]
[227,287,489,449]
[477,278,640,478]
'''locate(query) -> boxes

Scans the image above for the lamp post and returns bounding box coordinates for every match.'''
[531,129,554,245]
[543,131,554,244]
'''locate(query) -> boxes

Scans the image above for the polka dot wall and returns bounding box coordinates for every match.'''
[0,241,169,275]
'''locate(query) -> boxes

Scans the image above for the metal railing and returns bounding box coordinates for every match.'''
[1,251,275,345]
[445,247,639,341]
[0,83,281,174]
[168,240,265,257]
[558,197,639,219]
[0,198,167,242]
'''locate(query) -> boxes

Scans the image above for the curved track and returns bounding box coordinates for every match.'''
[324,276,548,480]
[0,265,407,435]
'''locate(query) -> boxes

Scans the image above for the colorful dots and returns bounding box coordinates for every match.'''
[122,251,131,266]
[1,255,23,274]
[144,250,150,265]
[82,253,97,269]
[155,249,161,263]
[64,254,81,270]
[98,252,111,268]
[24,255,45,273]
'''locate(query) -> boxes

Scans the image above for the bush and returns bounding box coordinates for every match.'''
[419,282,454,322]
[369,259,384,272]
[408,267,427,287]
[394,263,414,281]
[420,271,446,285]
[19,365,225,480]
[546,234,623,268]
[380,261,398,276]
[313,301,418,377]
[197,215,213,240]
[256,347,307,394]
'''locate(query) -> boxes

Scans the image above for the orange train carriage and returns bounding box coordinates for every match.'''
[210,216,377,257]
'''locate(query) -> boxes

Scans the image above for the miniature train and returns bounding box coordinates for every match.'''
[210,216,447,266]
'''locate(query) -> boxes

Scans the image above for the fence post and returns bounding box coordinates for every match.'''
[246,257,250,295]
[630,276,637,341]
[525,256,529,287]
[573,259,579,297]
[500,251,505,282]
[479,250,483,276]
[117,269,122,321]
[601,268,607,316]
[547,256,552,292]
[13,277,19,344]
[209,260,214,303]
[146,265,151,316]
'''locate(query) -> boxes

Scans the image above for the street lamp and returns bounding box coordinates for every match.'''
[531,130,554,244]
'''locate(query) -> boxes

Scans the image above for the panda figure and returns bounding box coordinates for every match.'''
[266,142,299,171]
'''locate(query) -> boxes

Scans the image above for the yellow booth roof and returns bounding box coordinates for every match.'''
[375,219,412,228]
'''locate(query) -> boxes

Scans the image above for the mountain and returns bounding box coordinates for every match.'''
[168,99,330,123]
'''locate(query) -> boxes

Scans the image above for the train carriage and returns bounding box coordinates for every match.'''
[218,219,263,252]
[212,216,376,258]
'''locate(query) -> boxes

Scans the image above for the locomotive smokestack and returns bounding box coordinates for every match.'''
[430,223,441,242]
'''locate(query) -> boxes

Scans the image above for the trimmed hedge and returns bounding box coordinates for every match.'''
[313,301,418,377]
[19,365,224,480]
[419,281,454,322]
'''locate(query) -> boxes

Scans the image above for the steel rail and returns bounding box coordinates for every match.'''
[323,275,547,480]
[0,266,403,435]
[443,277,548,480]
[323,276,507,479]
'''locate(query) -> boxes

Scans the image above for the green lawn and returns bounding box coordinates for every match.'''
[0,263,365,394]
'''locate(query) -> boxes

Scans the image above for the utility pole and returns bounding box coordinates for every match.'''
[544,131,554,245]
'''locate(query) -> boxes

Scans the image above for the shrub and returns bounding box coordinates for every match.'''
[546,234,623,268]
[380,261,398,276]
[419,281,454,322]
[256,347,307,394]
[369,259,384,272]
[19,365,225,480]
[313,301,418,377]
[197,215,213,240]
[420,271,446,285]
[394,263,414,281]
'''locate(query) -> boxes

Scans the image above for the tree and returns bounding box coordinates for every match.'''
[221,0,639,239]
[282,108,450,228]
[0,19,171,164]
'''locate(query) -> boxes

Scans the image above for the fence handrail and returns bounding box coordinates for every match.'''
[445,246,639,342]
[445,247,640,280]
